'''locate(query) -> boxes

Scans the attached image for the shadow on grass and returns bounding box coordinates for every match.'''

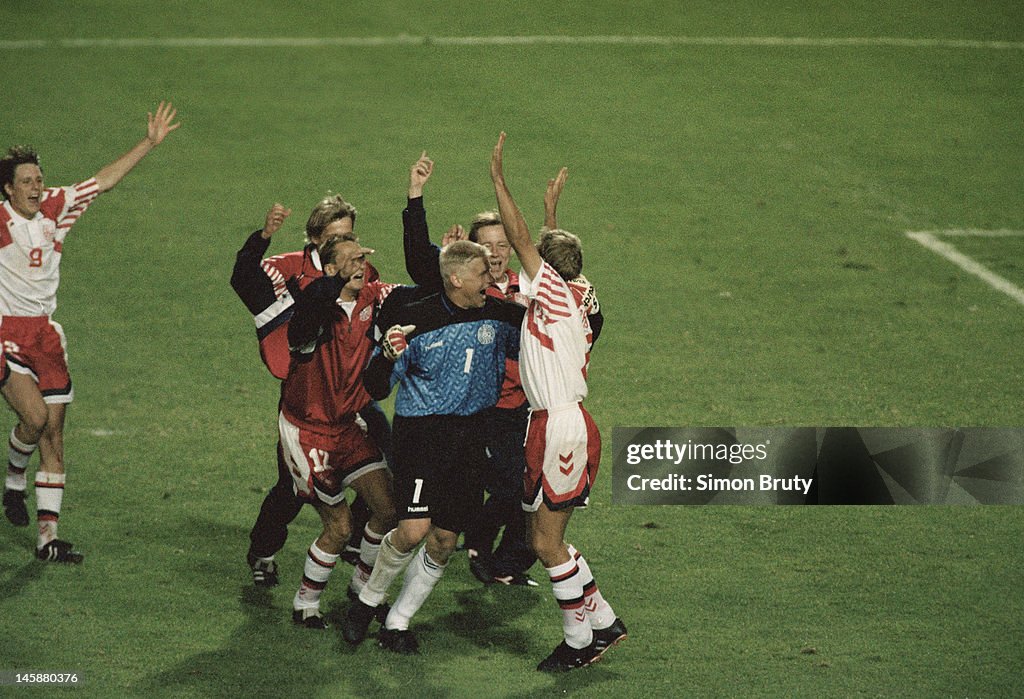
[133,584,403,699]
[135,515,622,697]
[0,555,45,599]
[441,584,541,657]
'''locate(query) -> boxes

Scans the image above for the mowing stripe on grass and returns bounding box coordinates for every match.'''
[1,35,1022,50]
[906,231,1024,307]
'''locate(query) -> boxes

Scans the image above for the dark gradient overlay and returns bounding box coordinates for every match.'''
[612,428,1024,505]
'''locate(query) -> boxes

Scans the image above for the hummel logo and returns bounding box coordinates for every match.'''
[559,452,574,475]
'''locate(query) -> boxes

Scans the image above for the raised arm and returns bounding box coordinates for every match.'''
[230,204,292,314]
[490,132,542,279]
[544,167,568,230]
[403,151,443,288]
[93,101,181,193]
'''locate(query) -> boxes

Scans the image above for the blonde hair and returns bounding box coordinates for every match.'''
[468,210,503,242]
[538,228,583,280]
[440,240,489,288]
[305,193,357,243]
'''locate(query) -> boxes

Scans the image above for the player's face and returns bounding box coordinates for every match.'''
[343,257,369,297]
[4,163,44,219]
[475,224,511,282]
[313,216,355,245]
[452,257,491,309]
[326,240,365,282]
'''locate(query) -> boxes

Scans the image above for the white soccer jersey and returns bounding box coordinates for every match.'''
[519,260,598,410]
[0,178,100,316]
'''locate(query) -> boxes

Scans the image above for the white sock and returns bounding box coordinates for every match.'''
[546,555,593,649]
[6,428,36,491]
[359,530,414,607]
[35,471,65,548]
[385,546,446,631]
[350,525,384,594]
[568,543,617,630]
[293,540,339,611]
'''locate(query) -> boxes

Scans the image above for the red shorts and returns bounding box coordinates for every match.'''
[523,402,601,512]
[278,411,386,505]
[0,316,73,404]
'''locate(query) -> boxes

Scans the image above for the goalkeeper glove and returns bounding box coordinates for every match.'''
[383,324,416,361]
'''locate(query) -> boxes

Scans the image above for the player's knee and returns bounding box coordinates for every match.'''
[425,528,458,564]
[370,502,397,530]
[530,530,563,567]
[393,519,430,551]
[319,516,351,553]
[18,408,48,442]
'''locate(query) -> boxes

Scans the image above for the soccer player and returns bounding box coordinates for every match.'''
[402,152,604,587]
[342,240,524,654]
[231,197,385,585]
[400,152,537,586]
[489,132,627,672]
[0,102,181,563]
[281,236,399,628]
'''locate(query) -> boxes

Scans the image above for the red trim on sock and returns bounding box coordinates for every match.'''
[549,564,580,584]
[307,549,336,569]
[301,576,327,590]
[8,439,33,456]
[557,596,586,611]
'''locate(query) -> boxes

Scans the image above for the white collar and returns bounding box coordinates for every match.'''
[2,199,41,224]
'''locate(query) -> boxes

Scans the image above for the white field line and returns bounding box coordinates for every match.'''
[905,231,1024,307]
[0,35,1022,50]
[931,229,1024,237]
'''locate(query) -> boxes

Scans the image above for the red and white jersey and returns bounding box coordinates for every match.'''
[0,179,100,316]
[519,261,599,410]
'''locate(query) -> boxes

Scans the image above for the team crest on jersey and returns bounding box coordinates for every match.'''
[360,306,373,322]
[477,323,496,345]
[41,219,58,243]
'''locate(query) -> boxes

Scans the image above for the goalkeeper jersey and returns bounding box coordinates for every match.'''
[364,291,524,417]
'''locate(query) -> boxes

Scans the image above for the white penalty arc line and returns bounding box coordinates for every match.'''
[906,232,1024,307]
[0,35,1022,50]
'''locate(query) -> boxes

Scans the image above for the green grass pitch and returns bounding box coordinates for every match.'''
[0,2,1022,697]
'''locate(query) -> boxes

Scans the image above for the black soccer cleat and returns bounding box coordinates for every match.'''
[593,618,628,656]
[292,608,328,629]
[346,588,390,625]
[378,628,419,655]
[536,640,601,673]
[36,539,84,564]
[339,546,362,568]
[247,553,279,587]
[493,571,539,587]
[3,488,29,527]
[468,554,496,585]
[342,596,378,645]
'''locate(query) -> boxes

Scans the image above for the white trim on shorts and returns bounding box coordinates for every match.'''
[278,411,387,506]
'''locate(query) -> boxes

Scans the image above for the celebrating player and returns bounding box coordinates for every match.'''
[231,197,386,586]
[401,152,536,585]
[342,240,524,653]
[490,133,626,672]
[281,236,400,628]
[0,102,181,563]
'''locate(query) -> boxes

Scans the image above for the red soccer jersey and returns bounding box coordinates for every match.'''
[279,280,396,434]
[488,269,528,411]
